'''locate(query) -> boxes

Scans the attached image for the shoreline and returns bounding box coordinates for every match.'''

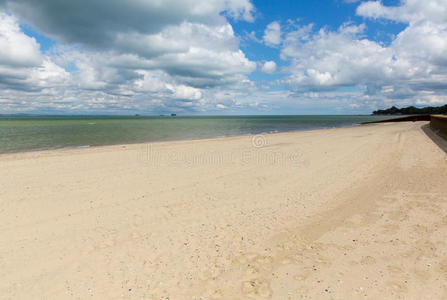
[0,122,368,157]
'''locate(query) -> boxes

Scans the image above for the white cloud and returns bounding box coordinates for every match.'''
[0,0,258,113]
[167,84,202,100]
[282,23,391,90]
[1,0,447,114]
[0,12,41,67]
[223,0,255,22]
[0,0,255,47]
[261,61,277,74]
[263,21,281,46]
[279,0,447,107]
[216,103,227,109]
[357,0,447,24]
[0,13,69,95]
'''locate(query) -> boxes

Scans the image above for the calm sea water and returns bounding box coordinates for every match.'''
[0,115,392,153]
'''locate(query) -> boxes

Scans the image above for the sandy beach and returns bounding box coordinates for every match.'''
[0,121,446,299]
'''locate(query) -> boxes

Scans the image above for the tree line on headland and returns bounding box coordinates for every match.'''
[372,104,447,115]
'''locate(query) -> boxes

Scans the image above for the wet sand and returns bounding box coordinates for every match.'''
[0,121,446,299]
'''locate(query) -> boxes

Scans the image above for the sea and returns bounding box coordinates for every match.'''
[0,115,393,153]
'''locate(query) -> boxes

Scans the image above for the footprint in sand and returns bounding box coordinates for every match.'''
[440,260,447,274]
[245,265,260,277]
[387,281,407,293]
[380,224,400,234]
[241,279,272,298]
[360,256,376,265]
[387,265,403,274]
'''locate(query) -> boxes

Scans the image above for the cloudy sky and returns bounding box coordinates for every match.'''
[0,0,446,115]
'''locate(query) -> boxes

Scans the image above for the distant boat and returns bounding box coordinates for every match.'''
[171,113,177,117]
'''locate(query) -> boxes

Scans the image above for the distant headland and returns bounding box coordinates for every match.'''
[373,104,447,115]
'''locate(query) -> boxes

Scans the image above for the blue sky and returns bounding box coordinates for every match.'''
[234,1,406,83]
[0,0,446,115]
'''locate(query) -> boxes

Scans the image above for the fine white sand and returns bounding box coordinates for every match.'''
[0,121,446,299]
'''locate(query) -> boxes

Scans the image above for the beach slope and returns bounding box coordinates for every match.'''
[0,121,446,299]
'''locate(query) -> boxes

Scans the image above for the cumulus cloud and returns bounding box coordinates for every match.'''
[0,0,258,113]
[263,21,281,46]
[0,13,69,94]
[0,13,41,67]
[282,23,391,90]
[261,61,277,74]
[1,0,446,114]
[0,0,255,46]
[280,0,447,106]
[356,0,447,24]
[0,0,256,74]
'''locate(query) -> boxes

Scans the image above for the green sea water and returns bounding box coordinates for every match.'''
[0,115,393,153]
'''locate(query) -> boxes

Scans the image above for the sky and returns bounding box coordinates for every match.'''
[0,0,446,115]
